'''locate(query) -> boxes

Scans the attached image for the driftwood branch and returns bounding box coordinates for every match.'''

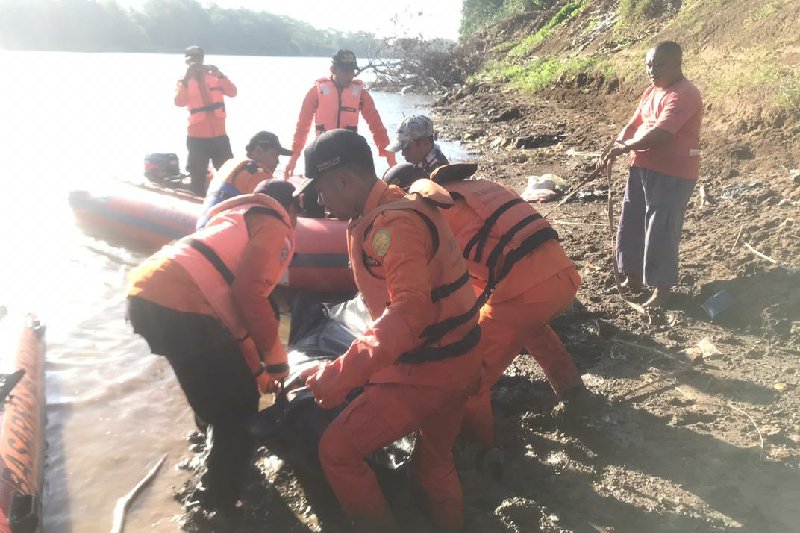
[744,242,779,264]
[110,454,168,533]
[730,224,745,253]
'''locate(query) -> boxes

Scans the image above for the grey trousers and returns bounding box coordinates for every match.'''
[616,166,696,288]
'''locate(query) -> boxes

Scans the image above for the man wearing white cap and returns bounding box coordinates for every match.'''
[387,114,449,175]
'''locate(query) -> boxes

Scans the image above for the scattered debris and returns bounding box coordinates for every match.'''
[744,242,780,264]
[701,290,735,321]
[565,147,601,158]
[522,173,568,202]
[110,454,168,533]
[730,223,745,252]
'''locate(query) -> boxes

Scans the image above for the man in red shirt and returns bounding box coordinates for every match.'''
[602,41,702,307]
[174,46,238,196]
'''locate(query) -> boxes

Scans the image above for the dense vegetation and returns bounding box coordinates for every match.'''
[0,0,384,56]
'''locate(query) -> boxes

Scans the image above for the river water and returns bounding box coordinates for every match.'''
[0,51,467,532]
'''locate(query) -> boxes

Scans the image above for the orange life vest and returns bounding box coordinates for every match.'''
[314,78,362,134]
[170,194,294,341]
[186,72,227,126]
[199,159,272,229]
[349,187,481,364]
[443,179,559,289]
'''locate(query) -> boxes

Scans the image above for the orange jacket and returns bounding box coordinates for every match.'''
[198,159,274,228]
[290,78,391,158]
[315,78,362,133]
[174,72,237,138]
[312,180,482,403]
[441,179,574,303]
[127,194,294,373]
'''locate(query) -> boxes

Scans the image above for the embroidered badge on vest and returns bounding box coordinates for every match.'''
[372,230,391,257]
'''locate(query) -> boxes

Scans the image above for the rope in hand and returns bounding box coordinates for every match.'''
[540,137,647,316]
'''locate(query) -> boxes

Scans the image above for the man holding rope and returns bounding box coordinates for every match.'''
[601,41,702,308]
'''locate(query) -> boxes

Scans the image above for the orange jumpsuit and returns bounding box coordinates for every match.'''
[441,178,582,449]
[306,180,481,529]
[289,78,393,163]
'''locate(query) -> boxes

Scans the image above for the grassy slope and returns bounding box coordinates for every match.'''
[469,0,800,122]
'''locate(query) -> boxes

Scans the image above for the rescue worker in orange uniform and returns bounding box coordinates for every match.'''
[297,129,481,531]
[284,50,396,178]
[384,162,591,452]
[126,180,300,512]
[197,131,293,228]
[175,46,237,196]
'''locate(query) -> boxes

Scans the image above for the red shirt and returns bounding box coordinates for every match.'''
[621,78,702,180]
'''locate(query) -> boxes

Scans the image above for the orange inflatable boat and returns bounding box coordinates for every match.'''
[0,315,45,533]
[69,189,356,294]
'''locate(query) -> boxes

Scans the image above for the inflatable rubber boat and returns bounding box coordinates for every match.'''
[69,187,356,294]
[0,315,46,533]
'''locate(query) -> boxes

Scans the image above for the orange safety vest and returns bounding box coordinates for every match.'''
[200,159,272,228]
[443,179,559,290]
[349,189,481,364]
[314,78,362,134]
[186,72,227,126]
[170,193,294,341]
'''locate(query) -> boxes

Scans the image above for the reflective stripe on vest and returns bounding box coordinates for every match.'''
[190,102,225,114]
[446,179,558,289]
[349,197,479,364]
[314,78,362,134]
[186,73,227,125]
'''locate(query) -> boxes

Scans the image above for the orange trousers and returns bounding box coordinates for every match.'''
[319,382,471,530]
[462,267,581,448]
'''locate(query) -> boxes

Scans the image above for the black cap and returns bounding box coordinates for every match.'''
[303,129,374,183]
[246,131,292,157]
[253,179,299,210]
[430,163,479,184]
[382,163,428,191]
[332,49,358,70]
[184,45,204,58]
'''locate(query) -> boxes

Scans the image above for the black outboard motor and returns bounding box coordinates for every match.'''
[249,294,414,473]
[144,153,183,186]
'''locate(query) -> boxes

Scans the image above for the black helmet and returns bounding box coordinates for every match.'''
[382,163,428,191]
[332,49,358,70]
[184,45,204,59]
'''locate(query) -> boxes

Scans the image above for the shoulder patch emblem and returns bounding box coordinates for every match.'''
[372,230,391,257]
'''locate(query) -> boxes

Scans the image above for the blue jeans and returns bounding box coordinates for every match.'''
[616,166,696,288]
